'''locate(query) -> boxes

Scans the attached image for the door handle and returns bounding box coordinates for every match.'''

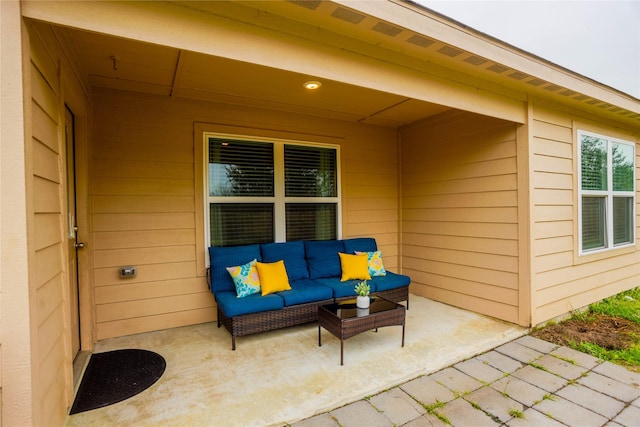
[75,242,85,249]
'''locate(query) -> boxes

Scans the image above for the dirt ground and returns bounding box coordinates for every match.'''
[531,314,640,352]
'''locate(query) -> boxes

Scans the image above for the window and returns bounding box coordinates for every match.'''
[206,135,339,246]
[578,130,635,254]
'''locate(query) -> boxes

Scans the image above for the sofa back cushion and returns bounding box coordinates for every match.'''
[304,240,345,279]
[343,237,378,253]
[260,241,309,281]
[209,245,262,294]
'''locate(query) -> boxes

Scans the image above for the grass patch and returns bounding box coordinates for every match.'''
[572,340,640,371]
[509,409,525,419]
[590,288,640,323]
[531,287,640,372]
[571,288,640,370]
[528,362,547,371]
[423,401,451,425]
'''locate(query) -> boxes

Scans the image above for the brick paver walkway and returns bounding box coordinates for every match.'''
[290,336,640,426]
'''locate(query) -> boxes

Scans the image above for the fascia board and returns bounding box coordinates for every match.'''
[343,0,639,113]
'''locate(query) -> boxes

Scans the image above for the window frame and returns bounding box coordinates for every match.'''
[204,132,341,247]
[577,129,636,256]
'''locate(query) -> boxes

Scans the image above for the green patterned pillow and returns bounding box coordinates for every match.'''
[355,251,387,277]
[226,259,261,298]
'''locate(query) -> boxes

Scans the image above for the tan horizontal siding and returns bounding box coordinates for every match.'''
[92,159,194,179]
[93,229,195,250]
[92,195,194,213]
[400,110,519,323]
[536,250,638,291]
[33,177,60,213]
[94,261,196,287]
[29,37,70,426]
[96,278,208,304]
[92,177,194,196]
[411,284,519,322]
[404,233,518,256]
[411,271,519,305]
[530,103,640,325]
[92,88,402,339]
[94,245,195,269]
[97,293,214,323]
[97,308,216,340]
[537,263,639,306]
[92,212,195,232]
[404,255,518,290]
[403,221,518,240]
[32,139,60,182]
[536,275,639,322]
[36,275,64,326]
[403,206,517,223]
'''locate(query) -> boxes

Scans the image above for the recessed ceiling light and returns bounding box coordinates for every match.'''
[303,80,322,90]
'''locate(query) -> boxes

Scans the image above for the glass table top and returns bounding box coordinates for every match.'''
[321,297,400,320]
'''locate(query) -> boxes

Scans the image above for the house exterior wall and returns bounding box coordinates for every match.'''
[91,88,400,340]
[1,4,32,425]
[2,20,91,426]
[3,1,638,424]
[400,111,522,324]
[530,100,640,325]
[28,27,69,426]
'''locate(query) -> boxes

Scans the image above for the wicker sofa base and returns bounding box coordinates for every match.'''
[376,287,409,309]
[217,287,409,350]
[218,299,334,350]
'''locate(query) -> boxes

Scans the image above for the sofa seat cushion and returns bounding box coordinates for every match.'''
[304,240,345,279]
[215,291,284,317]
[261,241,309,281]
[315,277,376,298]
[370,271,411,292]
[209,245,262,294]
[277,279,333,306]
[343,237,378,254]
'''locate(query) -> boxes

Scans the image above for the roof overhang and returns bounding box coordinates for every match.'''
[21,0,639,128]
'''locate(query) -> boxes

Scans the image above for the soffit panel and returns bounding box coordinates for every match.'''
[69,28,178,90]
[60,26,449,127]
[175,51,411,117]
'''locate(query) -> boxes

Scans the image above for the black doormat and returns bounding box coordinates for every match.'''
[70,349,166,414]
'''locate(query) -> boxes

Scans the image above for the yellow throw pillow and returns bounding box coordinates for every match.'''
[339,252,371,282]
[256,260,292,296]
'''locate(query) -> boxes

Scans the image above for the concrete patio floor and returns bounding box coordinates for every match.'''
[64,295,528,426]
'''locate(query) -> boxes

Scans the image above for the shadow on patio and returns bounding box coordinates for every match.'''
[64,295,527,426]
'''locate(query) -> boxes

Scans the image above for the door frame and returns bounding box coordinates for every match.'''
[64,106,81,358]
[63,96,95,353]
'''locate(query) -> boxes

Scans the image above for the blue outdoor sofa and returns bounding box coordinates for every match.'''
[208,237,410,349]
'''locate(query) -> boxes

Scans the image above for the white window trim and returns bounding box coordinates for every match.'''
[577,129,636,256]
[203,132,342,247]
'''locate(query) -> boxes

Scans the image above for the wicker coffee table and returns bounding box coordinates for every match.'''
[318,297,406,365]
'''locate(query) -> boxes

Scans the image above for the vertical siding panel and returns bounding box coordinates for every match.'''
[400,111,520,323]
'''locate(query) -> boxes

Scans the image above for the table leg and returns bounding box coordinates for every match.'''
[318,325,322,346]
[401,323,405,347]
[340,339,344,366]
